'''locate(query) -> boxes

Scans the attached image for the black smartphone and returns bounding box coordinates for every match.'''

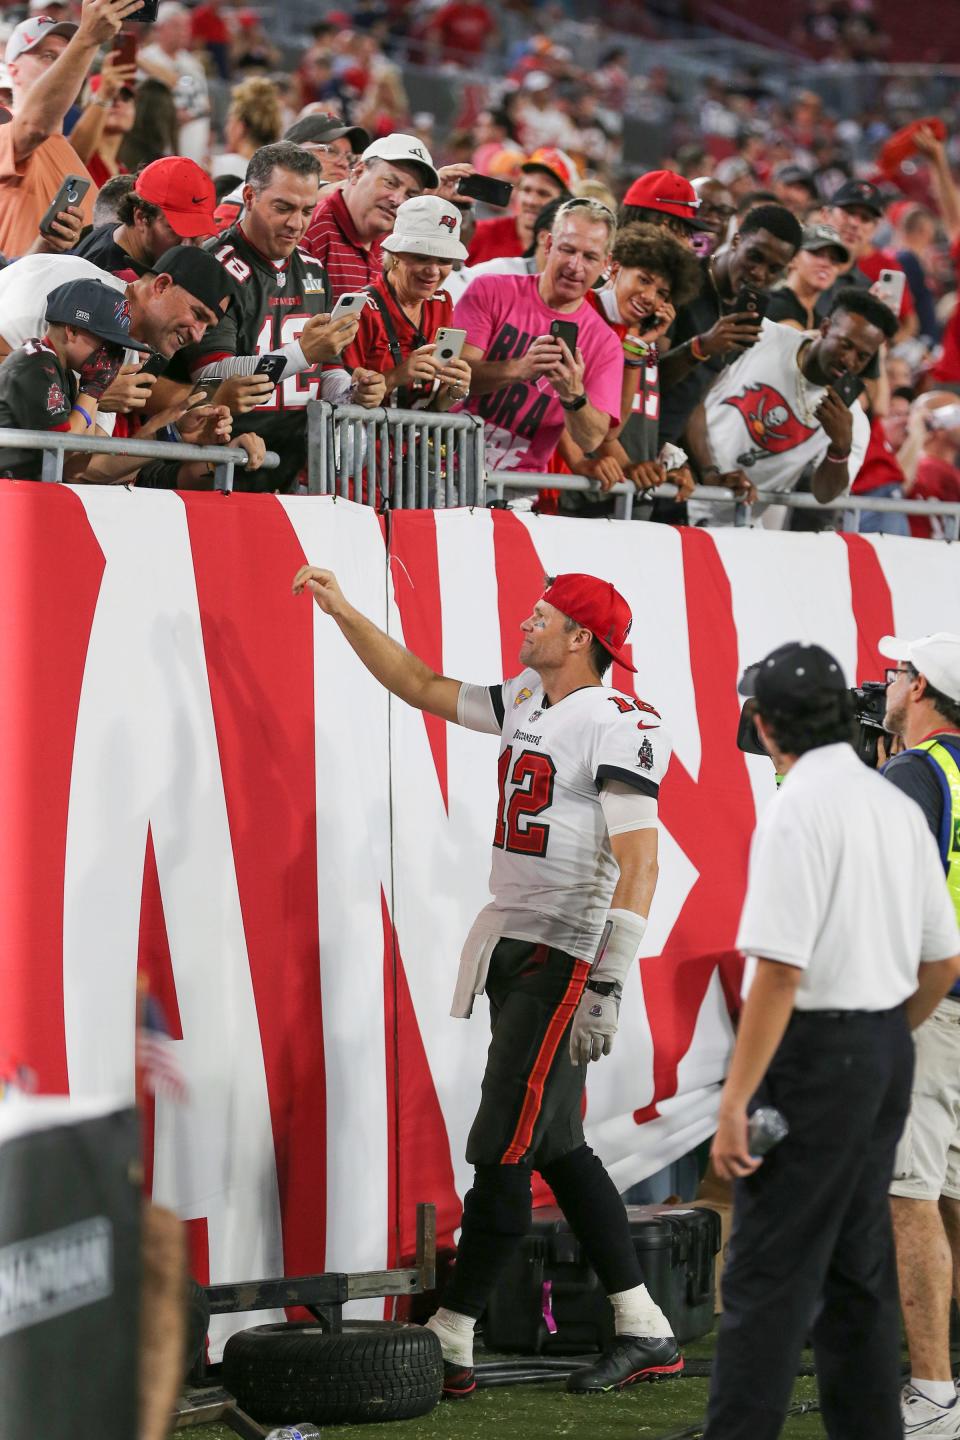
[139,352,166,377]
[833,371,863,406]
[550,319,579,354]
[131,0,161,20]
[38,174,91,236]
[457,174,514,208]
[254,354,287,386]
[735,286,769,321]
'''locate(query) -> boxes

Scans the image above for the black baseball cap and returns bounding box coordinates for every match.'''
[284,113,370,151]
[150,246,235,315]
[774,164,818,196]
[45,278,151,351]
[738,642,848,709]
[829,179,884,216]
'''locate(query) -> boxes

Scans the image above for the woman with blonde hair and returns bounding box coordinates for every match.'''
[213,76,282,179]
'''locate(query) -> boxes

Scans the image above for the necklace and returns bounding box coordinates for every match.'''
[794,339,825,426]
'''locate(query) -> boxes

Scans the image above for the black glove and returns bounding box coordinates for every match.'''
[78,343,124,400]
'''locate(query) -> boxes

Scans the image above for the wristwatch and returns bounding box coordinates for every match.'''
[559,392,588,412]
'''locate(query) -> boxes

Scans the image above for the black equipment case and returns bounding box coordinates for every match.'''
[483,1204,721,1354]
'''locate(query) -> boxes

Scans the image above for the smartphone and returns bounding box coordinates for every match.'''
[433,327,466,364]
[139,352,166,377]
[735,286,769,321]
[550,319,579,354]
[833,371,863,406]
[38,174,91,236]
[114,30,137,67]
[875,268,906,315]
[131,0,161,21]
[457,174,514,208]
[253,354,287,385]
[188,378,221,404]
[329,292,369,322]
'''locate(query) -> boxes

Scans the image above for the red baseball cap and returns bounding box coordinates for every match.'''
[521,147,576,194]
[878,117,946,178]
[622,169,701,226]
[541,573,636,672]
[135,156,218,239]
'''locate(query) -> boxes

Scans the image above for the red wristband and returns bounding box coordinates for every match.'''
[690,335,707,362]
[825,449,851,464]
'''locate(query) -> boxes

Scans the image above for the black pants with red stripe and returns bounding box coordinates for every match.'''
[443,938,645,1320]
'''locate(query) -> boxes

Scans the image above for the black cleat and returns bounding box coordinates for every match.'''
[442,1360,477,1399]
[566,1335,684,1393]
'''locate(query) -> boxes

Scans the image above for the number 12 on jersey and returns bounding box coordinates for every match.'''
[494,747,557,856]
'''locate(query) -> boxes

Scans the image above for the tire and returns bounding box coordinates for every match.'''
[221,1319,443,1425]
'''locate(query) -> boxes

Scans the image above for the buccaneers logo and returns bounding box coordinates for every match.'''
[722,384,817,455]
[438,213,457,233]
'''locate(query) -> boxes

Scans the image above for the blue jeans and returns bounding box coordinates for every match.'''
[857,482,910,536]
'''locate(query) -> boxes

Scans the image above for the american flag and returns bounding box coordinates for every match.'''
[136,992,188,1104]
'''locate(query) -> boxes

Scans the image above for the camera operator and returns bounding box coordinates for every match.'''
[707,641,960,1440]
[879,632,960,1438]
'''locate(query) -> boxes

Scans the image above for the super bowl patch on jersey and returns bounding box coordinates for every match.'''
[637,737,654,770]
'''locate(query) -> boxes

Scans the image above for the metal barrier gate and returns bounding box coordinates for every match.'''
[306,400,484,507]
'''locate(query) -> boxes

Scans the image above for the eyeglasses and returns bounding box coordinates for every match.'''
[885,666,914,686]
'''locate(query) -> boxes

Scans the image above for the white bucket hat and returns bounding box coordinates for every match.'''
[381,195,468,262]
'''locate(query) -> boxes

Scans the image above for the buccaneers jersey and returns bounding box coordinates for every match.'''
[457,669,672,960]
[174,224,334,413]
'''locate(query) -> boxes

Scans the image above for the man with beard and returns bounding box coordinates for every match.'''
[174,142,385,491]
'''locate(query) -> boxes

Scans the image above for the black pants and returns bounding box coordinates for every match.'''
[231,411,307,493]
[704,1006,914,1440]
[443,938,645,1318]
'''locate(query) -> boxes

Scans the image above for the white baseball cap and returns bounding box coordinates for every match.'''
[6,15,76,66]
[381,195,468,261]
[361,132,439,190]
[879,632,960,703]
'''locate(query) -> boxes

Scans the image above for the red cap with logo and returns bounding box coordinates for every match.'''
[622,169,701,226]
[135,156,218,239]
[521,147,576,194]
[541,573,636,672]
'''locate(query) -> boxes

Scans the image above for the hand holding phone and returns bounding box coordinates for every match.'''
[832,370,863,406]
[39,174,91,237]
[457,174,514,208]
[735,286,769,321]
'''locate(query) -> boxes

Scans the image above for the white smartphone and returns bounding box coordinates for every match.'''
[875,268,906,315]
[330,292,370,321]
[434,327,467,364]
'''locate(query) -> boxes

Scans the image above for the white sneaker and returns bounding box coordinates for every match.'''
[901,1384,960,1437]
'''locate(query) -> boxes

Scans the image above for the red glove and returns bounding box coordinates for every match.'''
[77,343,125,399]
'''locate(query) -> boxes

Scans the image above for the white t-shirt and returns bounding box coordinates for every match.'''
[738,743,959,1010]
[442,255,536,307]
[702,318,870,495]
[0,253,132,435]
[456,668,672,960]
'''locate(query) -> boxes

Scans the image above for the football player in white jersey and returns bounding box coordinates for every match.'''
[293,565,681,1398]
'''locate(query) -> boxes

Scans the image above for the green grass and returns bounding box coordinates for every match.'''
[170,1335,832,1439]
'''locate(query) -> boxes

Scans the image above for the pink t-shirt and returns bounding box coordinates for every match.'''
[452,273,624,473]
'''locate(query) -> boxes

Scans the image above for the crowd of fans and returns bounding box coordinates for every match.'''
[0,0,956,529]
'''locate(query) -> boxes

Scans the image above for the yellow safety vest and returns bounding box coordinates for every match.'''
[915,739,960,925]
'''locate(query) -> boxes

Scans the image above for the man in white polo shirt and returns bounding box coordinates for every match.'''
[705,642,960,1440]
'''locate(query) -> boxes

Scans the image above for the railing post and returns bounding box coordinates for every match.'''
[41,446,63,483]
[213,463,233,493]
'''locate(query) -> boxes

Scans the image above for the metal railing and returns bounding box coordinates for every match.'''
[487,471,960,539]
[0,430,279,491]
[306,400,485,508]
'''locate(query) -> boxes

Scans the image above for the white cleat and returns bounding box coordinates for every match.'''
[901,1384,960,1437]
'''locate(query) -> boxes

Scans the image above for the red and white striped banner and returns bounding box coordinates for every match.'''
[1,484,956,1355]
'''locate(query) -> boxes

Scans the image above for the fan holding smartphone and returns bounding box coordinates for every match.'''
[689,288,899,518]
[342,195,473,410]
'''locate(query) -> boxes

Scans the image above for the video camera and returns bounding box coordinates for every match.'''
[737,679,890,768]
